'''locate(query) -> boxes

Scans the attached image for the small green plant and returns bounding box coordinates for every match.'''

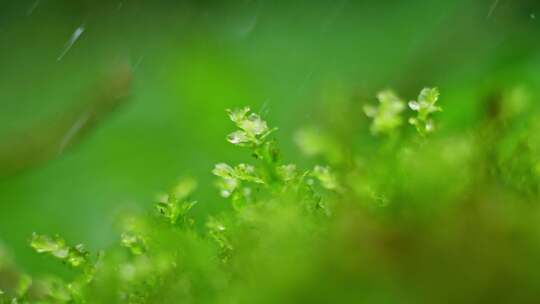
[225,107,277,148]
[21,106,335,303]
[155,178,198,227]
[408,87,441,135]
[28,233,103,303]
[364,87,441,136]
[363,90,406,135]
[6,87,540,303]
[213,106,335,214]
[30,234,89,268]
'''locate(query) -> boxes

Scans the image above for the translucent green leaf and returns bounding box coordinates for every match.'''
[312,165,339,190]
[238,113,268,136]
[408,87,442,135]
[216,177,239,198]
[225,107,273,148]
[30,233,69,259]
[67,244,89,267]
[234,163,264,183]
[418,87,440,105]
[213,163,235,179]
[226,107,250,124]
[364,90,405,135]
[227,130,250,145]
[120,232,146,255]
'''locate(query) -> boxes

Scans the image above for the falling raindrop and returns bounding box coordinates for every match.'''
[57,25,85,61]
[132,56,144,71]
[58,111,91,154]
[487,0,499,19]
[259,99,270,118]
[27,0,40,16]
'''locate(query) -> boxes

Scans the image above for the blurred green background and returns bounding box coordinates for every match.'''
[0,0,539,274]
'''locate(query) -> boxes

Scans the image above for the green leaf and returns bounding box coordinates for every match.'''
[312,165,339,190]
[364,90,405,135]
[225,107,273,148]
[234,164,264,184]
[213,163,235,179]
[226,107,251,124]
[408,87,442,135]
[238,113,269,136]
[418,87,440,105]
[120,232,146,255]
[227,130,250,145]
[30,233,90,268]
[216,177,239,198]
[30,233,69,259]
[155,178,198,226]
[67,244,89,267]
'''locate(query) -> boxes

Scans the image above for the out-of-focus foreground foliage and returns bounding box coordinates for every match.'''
[3,85,540,303]
[2,0,540,303]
